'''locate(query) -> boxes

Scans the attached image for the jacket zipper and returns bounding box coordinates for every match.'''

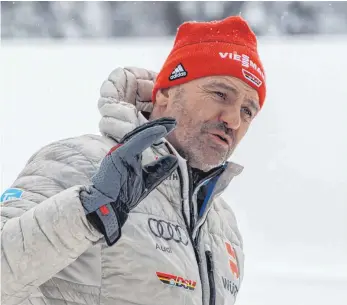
[192,168,223,305]
[172,151,222,304]
[176,166,201,259]
[188,166,223,305]
[205,250,216,305]
[176,166,206,304]
[187,166,195,232]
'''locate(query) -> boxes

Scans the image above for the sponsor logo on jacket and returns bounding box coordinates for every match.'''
[221,241,240,297]
[148,218,189,246]
[156,243,172,253]
[167,172,179,180]
[222,276,239,297]
[156,271,196,291]
[225,241,239,279]
[0,188,23,203]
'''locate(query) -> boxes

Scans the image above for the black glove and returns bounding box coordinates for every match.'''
[80,117,178,246]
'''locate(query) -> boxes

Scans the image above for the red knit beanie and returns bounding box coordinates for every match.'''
[152,16,266,108]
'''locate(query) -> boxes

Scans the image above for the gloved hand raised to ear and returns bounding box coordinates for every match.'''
[80,118,178,246]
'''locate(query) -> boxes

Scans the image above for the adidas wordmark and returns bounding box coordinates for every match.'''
[169,64,187,80]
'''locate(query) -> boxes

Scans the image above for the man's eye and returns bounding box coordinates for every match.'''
[241,107,253,117]
[214,91,226,99]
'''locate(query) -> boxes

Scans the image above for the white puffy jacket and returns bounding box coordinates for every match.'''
[1,67,244,305]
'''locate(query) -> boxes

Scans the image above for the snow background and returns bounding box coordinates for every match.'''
[1,37,347,305]
[3,2,347,38]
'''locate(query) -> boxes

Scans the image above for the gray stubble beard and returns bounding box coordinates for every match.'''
[168,91,229,171]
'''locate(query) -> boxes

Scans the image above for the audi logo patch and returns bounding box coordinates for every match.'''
[148,218,189,246]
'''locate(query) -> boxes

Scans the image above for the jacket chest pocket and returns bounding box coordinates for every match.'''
[204,240,243,305]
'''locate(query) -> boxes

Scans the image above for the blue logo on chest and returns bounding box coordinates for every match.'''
[0,188,23,203]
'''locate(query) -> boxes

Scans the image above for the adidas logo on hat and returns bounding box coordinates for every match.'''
[169,64,187,81]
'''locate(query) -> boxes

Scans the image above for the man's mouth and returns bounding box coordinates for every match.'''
[209,133,231,147]
[214,134,228,143]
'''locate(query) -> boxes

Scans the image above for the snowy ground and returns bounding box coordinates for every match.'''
[1,37,347,305]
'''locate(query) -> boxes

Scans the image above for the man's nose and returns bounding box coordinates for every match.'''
[220,106,241,130]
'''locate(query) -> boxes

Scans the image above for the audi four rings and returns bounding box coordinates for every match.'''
[148,218,189,246]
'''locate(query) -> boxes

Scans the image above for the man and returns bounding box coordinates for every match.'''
[1,16,266,305]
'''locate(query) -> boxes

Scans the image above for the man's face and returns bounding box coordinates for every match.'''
[152,76,260,171]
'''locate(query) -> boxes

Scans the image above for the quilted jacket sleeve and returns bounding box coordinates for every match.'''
[1,138,103,305]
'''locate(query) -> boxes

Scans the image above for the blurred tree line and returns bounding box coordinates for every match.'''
[2,1,347,39]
